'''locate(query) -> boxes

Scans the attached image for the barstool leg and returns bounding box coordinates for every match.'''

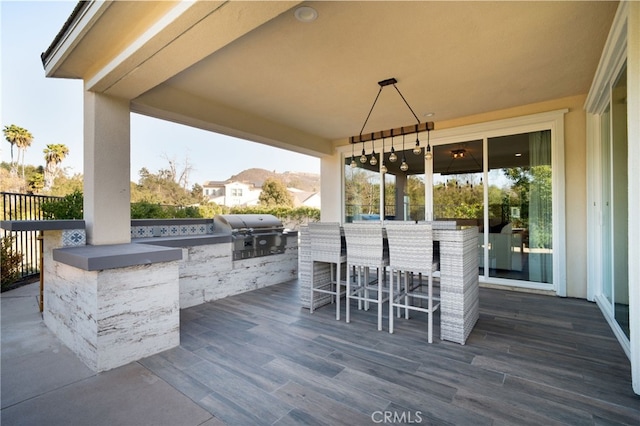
[310,260,315,314]
[404,272,409,319]
[364,268,370,311]
[336,262,341,321]
[377,267,383,331]
[389,268,395,334]
[346,263,351,323]
[428,273,433,344]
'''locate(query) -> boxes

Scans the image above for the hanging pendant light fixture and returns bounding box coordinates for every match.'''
[349,78,434,171]
[380,136,387,173]
[412,124,422,155]
[400,134,409,172]
[425,128,432,160]
[360,138,367,163]
[389,129,397,162]
[369,133,377,166]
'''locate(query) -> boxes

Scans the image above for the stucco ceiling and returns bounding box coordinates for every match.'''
[45,1,619,158]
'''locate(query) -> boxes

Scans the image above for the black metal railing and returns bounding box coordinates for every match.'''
[1,192,61,280]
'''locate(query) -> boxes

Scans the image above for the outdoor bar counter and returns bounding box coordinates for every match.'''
[299,224,479,345]
[1,218,298,372]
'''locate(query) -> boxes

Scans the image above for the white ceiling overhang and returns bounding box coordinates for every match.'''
[43,0,618,158]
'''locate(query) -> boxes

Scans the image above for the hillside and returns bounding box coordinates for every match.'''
[227,168,320,192]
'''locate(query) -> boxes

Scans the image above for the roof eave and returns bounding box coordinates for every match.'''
[40,0,110,79]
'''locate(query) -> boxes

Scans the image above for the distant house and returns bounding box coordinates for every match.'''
[288,187,321,209]
[203,180,320,208]
[202,180,261,207]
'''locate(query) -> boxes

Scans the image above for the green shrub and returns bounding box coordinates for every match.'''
[1,235,23,291]
[41,190,83,219]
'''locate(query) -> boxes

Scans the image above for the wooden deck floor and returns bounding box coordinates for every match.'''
[140,280,639,425]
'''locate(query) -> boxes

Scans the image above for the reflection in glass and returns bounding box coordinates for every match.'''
[488,131,552,283]
[344,160,381,222]
[612,64,629,338]
[344,147,424,222]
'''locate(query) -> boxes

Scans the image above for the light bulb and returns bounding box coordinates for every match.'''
[389,148,398,163]
[413,142,422,156]
[400,158,409,171]
[350,156,357,168]
[381,164,387,173]
[369,154,377,166]
[360,149,367,163]
[425,145,432,160]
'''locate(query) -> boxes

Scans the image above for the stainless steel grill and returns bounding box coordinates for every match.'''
[213,214,286,260]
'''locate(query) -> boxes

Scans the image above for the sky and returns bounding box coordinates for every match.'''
[0,1,320,187]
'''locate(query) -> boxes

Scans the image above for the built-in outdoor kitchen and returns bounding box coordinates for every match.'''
[1,215,298,371]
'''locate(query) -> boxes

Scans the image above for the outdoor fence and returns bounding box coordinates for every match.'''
[1,192,61,280]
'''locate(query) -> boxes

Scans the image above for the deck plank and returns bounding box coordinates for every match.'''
[137,279,640,425]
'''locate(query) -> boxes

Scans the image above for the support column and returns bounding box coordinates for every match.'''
[320,155,342,222]
[84,92,131,245]
[395,173,407,220]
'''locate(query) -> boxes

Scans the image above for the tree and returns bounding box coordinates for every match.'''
[3,124,34,179]
[162,154,192,190]
[131,165,203,207]
[259,177,293,207]
[27,172,45,194]
[43,144,69,190]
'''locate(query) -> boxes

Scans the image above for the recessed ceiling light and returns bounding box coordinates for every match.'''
[515,153,522,157]
[424,112,435,117]
[295,6,318,22]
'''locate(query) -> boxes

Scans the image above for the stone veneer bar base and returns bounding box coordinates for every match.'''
[168,234,298,309]
[435,227,480,345]
[44,231,181,372]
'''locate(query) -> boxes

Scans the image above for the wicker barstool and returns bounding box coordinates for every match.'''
[386,222,440,342]
[309,222,347,320]
[343,222,389,331]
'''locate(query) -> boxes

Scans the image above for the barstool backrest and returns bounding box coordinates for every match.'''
[343,222,386,268]
[385,223,434,273]
[309,222,344,263]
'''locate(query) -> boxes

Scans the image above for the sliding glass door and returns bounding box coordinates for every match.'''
[342,110,565,291]
[487,130,553,283]
[601,64,630,339]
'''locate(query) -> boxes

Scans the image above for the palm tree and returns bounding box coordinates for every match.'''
[3,124,34,179]
[43,144,69,190]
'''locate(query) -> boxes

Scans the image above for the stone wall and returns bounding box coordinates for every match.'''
[43,231,180,371]
[179,234,298,308]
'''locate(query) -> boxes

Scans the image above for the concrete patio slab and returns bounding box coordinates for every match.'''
[1,283,213,426]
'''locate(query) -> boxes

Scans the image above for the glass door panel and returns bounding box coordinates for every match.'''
[344,142,425,222]
[611,64,629,338]
[381,144,425,221]
[487,131,552,283]
[601,105,613,305]
[344,155,381,222]
[432,139,484,268]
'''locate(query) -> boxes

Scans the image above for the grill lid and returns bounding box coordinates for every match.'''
[214,214,283,232]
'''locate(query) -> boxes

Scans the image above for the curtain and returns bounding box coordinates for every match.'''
[528,130,552,283]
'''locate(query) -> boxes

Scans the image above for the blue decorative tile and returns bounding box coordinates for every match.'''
[170,226,179,235]
[62,229,86,247]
